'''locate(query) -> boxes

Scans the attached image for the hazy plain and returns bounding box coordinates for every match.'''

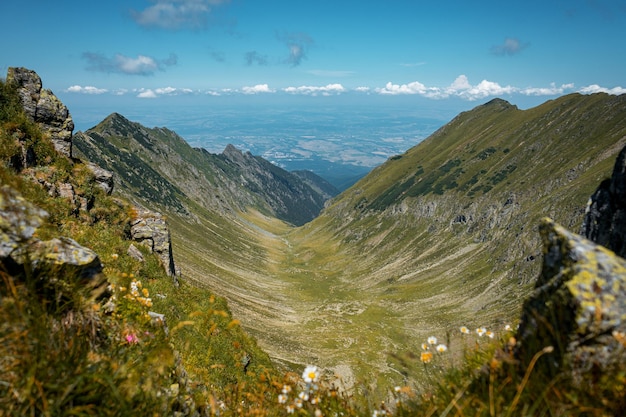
[69,100,447,188]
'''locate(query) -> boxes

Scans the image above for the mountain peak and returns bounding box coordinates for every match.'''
[89,112,135,134]
[481,97,517,111]
[223,143,243,158]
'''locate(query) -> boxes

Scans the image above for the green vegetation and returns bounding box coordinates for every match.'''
[3,78,626,415]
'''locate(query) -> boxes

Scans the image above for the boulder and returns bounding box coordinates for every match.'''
[581,145,626,257]
[28,237,103,281]
[6,67,74,158]
[130,207,178,280]
[1,185,102,281]
[86,162,114,195]
[0,185,48,258]
[515,218,626,385]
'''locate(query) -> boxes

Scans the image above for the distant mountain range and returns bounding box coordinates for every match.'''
[73,112,338,226]
[74,93,626,392]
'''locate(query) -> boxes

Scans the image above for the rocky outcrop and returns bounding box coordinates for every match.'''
[7,67,74,158]
[581,145,626,257]
[0,185,48,259]
[0,185,102,281]
[130,207,178,281]
[85,162,114,195]
[514,218,626,386]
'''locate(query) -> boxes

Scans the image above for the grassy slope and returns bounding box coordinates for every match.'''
[168,93,626,395]
[271,93,626,390]
[68,92,626,398]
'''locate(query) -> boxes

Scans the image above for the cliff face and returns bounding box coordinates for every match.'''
[7,67,74,158]
[581,145,626,257]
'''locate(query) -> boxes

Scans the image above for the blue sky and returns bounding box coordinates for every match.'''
[1,0,625,115]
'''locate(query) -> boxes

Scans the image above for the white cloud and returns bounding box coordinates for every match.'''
[521,83,575,96]
[376,81,441,97]
[459,79,517,100]
[491,37,529,56]
[242,84,274,94]
[119,55,158,74]
[283,83,346,96]
[579,84,626,95]
[65,85,108,94]
[155,86,177,95]
[355,86,371,93]
[137,89,158,99]
[131,0,231,30]
[376,75,560,101]
[82,52,177,75]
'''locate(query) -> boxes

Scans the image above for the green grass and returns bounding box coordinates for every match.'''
[3,78,626,415]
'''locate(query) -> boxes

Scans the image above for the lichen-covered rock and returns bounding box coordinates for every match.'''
[515,218,626,383]
[130,208,178,280]
[7,67,74,158]
[581,145,626,257]
[28,237,103,280]
[1,185,102,280]
[0,185,48,258]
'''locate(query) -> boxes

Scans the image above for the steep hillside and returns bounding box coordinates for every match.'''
[73,113,334,226]
[71,92,626,396]
[274,93,626,386]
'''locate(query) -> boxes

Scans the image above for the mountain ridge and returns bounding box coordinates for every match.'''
[73,112,338,226]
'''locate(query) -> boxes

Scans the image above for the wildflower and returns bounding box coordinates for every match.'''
[282,385,292,394]
[315,409,322,417]
[227,319,241,329]
[394,386,402,393]
[286,404,295,414]
[111,253,119,260]
[476,327,487,337]
[298,391,309,401]
[302,365,319,383]
[504,324,512,332]
[460,326,470,334]
[420,351,433,363]
[311,396,321,405]
[486,330,495,339]
[295,398,304,408]
[278,394,288,404]
[427,336,437,345]
[125,333,139,344]
[436,344,448,353]
[142,288,150,297]
[421,342,429,350]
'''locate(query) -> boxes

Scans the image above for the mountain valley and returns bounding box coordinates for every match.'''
[72,92,626,392]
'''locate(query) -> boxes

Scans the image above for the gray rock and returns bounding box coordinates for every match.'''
[581,145,626,257]
[6,67,74,158]
[127,243,145,262]
[515,218,626,385]
[28,237,103,281]
[130,207,178,280]
[86,162,114,195]
[0,185,48,258]
[1,185,102,281]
